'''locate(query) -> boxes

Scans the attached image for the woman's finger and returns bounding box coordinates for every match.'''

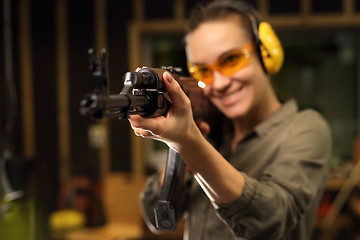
[129,115,167,136]
[132,127,154,138]
[163,71,192,114]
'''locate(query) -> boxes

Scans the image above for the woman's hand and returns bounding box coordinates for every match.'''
[129,71,201,151]
[130,71,245,204]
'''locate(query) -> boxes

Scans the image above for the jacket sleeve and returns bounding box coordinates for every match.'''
[211,110,332,239]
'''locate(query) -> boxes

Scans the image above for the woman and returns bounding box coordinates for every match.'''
[130,1,331,239]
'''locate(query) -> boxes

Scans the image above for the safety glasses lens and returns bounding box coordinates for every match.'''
[219,50,250,76]
[188,44,252,87]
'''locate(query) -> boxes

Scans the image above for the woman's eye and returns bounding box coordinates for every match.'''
[198,67,210,75]
[220,53,241,66]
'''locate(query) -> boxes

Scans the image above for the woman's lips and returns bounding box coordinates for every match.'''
[219,85,245,106]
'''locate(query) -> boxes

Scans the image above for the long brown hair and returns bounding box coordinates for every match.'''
[186,1,258,41]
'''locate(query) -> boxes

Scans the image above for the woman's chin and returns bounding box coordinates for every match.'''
[219,104,249,119]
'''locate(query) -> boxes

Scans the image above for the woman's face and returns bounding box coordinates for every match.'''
[186,18,270,120]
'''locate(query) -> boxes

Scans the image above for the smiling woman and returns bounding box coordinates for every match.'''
[134,1,332,240]
[186,17,279,123]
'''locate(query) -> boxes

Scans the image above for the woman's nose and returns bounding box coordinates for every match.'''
[211,71,231,91]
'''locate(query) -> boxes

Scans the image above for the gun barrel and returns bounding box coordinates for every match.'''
[79,93,150,118]
[102,95,132,109]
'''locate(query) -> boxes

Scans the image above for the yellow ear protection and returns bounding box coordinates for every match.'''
[208,1,284,75]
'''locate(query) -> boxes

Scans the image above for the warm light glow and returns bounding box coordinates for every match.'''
[198,81,206,88]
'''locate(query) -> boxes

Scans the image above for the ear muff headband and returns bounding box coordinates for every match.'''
[207,1,284,75]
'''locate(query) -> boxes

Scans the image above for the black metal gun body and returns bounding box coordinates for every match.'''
[80,69,171,119]
[80,50,174,120]
[80,49,207,231]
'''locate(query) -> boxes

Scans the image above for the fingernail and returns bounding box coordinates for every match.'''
[164,71,173,83]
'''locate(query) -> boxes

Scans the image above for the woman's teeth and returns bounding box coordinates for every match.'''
[222,91,239,101]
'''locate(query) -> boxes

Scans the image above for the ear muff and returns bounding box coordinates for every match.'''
[258,22,284,74]
[207,0,284,75]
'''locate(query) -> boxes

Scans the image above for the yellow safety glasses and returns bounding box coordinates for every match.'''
[188,43,254,88]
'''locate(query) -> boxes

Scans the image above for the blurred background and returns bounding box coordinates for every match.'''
[0,0,360,239]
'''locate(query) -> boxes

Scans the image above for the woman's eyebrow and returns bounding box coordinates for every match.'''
[218,47,239,59]
[190,49,237,66]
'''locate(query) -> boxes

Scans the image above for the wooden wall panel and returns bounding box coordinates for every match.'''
[19,0,35,160]
[107,0,132,173]
[31,0,58,238]
[68,0,99,180]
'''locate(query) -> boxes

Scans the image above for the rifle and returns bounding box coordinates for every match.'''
[80,49,207,230]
